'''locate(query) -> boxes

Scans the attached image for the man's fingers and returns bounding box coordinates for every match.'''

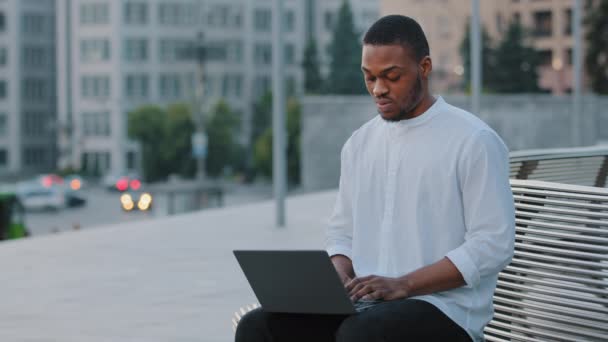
[362,290,384,301]
[351,284,374,301]
[345,275,375,291]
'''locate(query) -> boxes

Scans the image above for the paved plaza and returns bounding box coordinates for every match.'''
[0,190,337,342]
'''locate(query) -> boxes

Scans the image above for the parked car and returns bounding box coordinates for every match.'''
[17,184,65,212]
[103,172,142,192]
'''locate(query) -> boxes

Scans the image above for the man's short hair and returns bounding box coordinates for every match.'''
[363,15,430,62]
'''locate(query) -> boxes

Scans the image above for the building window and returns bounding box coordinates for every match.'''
[533,11,552,37]
[513,12,521,25]
[159,73,181,98]
[286,75,296,96]
[284,10,295,32]
[254,9,271,32]
[254,76,270,98]
[254,43,271,66]
[325,11,334,31]
[81,76,110,99]
[125,74,149,99]
[0,12,5,32]
[23,46,49,68]
[124,38,148,62]
[23,147,47,166]
[22,111,47,137]
[0,149,7,167]
[226,41,243,63]
[538,49,552,66]
[81,151,111,176]
[284,44,295,65]
[0,113,6,136]
[158,3,196,26]
[22,78,48,102]
[222,74,243,97]
[159,39,191,62]
[564,9,572,36]
[0,80,6,99]
[566,48,573,65]
[124,1,148,25]
[22,13,47,35]
[80,3,110,25]
[82,112,111,137]
[205,41,227,61]
[80,39,111,63]
[0,48,6,66]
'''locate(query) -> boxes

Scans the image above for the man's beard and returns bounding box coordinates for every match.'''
[380,74,424,122]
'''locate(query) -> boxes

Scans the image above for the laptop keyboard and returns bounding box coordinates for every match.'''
[354,299,383,312]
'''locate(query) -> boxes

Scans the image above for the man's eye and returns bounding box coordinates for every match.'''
[388,75,400,82]
[366,77,376,82]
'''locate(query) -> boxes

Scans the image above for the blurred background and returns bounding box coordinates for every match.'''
[0,0,606,238]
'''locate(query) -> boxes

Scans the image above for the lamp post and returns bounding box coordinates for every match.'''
[192,32,208,181]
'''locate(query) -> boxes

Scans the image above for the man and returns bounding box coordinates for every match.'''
[235,15,515,342]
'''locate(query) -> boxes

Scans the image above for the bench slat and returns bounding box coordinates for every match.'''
[499,272,608,296]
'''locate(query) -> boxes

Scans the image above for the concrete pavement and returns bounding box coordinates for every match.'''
[0,190,338,342]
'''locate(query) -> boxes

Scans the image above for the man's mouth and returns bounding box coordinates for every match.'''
[376,100,393,112]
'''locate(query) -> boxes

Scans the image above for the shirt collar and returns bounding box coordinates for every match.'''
[382,96,444,129]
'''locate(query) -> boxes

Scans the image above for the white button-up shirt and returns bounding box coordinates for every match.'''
[326,97,515,341]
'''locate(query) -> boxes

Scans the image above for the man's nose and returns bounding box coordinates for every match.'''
[373,79,388,97]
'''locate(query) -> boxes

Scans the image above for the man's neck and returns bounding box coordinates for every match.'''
[408,93,436,120]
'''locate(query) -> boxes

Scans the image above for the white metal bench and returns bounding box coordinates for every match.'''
[510,146,608,187]
[485,179,608,341]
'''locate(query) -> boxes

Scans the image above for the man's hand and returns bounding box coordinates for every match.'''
[331,254,355,285]
[346,275,410,302]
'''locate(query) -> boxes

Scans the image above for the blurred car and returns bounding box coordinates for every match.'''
[120,191,153,212]
[37,174,64,188]
[17,184,65,212]
[103,172,142,192]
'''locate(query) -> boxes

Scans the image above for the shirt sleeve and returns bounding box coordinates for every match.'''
[446,130,515,288]
[326,140,354,260]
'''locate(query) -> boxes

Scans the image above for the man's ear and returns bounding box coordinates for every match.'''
[420,56,433,79]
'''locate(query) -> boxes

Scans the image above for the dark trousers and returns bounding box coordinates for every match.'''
[235,299,472,342]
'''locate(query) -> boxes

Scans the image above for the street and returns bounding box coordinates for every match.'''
[23,183,275,236]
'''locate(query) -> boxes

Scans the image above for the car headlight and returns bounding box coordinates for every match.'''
[137,193,152,211]
[120,193,134,211]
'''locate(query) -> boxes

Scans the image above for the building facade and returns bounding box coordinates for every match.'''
[381,0,584,95]
[0,0,57,177]
[56,0,379,177]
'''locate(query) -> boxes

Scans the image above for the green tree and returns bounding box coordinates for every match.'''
[459,20,495,91]
[253,98,301,186]
[205,100,242,178]
[585,0,608,94]
[165,103,196,177]
[128,104,196,182]
[490,21,542,93]
[302,39,324,93]
[325,0,366,94]
[251,91,272,145]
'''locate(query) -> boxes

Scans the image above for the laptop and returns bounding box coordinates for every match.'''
[233,250,382,315]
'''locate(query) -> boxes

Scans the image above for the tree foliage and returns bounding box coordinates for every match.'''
[128,104,195,182]
[253,98,301,185]
[459,20,495,90]
[459,20,541,93]
[585,0,608,94]
[205,100,244,178]
[325,0,366,94]
[302,39,324,94]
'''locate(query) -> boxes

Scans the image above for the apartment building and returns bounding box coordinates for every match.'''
[382,0,583,94]
[0,0,57,177]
